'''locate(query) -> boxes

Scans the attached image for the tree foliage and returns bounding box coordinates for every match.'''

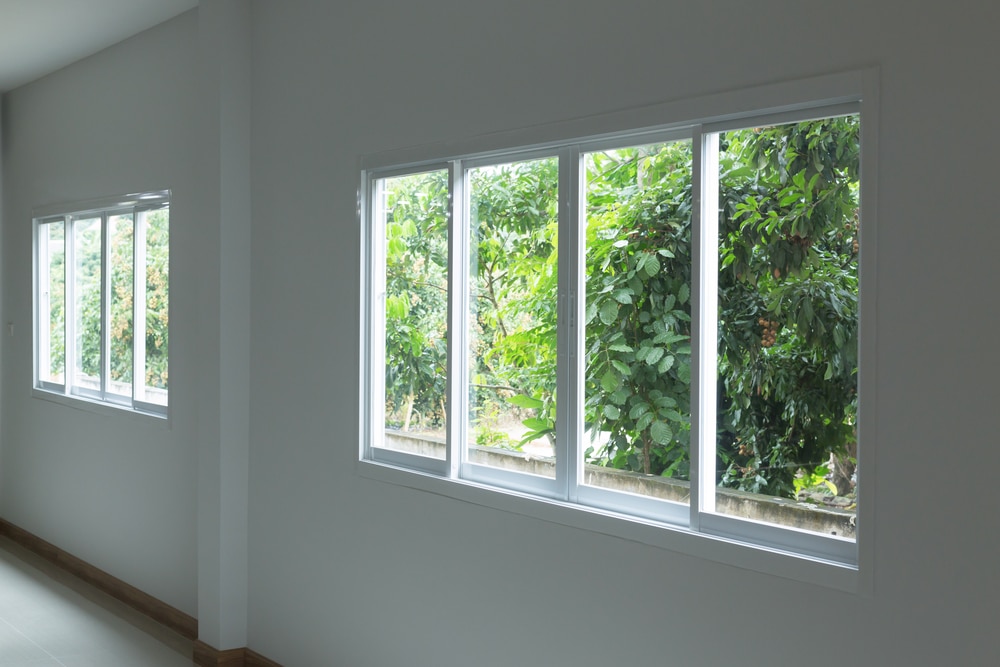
[382,171,449,430]
[45,209,169,396]
[381,116,860,499]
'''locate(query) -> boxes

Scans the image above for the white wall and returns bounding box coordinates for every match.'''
[246,1,1000,665]
[2,1,998,665]
[0,11,203,616]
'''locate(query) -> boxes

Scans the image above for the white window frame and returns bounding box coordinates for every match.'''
[359,70,877,592]
[32,191,170,418]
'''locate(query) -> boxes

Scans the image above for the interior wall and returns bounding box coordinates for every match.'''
[247,1,1000,665]
[0,10,202,616]
[0,99,4,480]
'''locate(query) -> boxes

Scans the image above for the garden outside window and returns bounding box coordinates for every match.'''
[34,192,170,417]
[360,71,877,587]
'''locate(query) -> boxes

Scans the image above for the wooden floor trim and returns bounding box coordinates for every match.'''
[245,648,284,667]
[194,640,285,667]
[0,517,284,666]
[0,517,198,640]
[194,640,246,666]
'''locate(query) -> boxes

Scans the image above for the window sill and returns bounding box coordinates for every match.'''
[32,387,169,424]
[358,458,867,594]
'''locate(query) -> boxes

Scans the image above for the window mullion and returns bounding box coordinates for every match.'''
[133,208,148,406]
[446,160,467,479]
[100,213,110,400]
[64,218,77,395]
[556,146,583,503]
[368,176,387,454]
[36,224,50,387]
[690,127,720,529]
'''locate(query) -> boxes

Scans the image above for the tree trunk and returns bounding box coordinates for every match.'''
[403,393,415,431]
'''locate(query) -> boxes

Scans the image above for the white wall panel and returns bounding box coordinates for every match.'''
[0,10,202,616]
[246,1,1000,665]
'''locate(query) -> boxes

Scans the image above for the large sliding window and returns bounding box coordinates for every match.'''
[362,75,875,578]
[34,192,170,416]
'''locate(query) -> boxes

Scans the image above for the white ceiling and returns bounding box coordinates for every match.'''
[0,0,198,93]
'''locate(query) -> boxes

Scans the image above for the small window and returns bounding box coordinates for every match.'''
[362,76,873,576]
[34,192,170,416]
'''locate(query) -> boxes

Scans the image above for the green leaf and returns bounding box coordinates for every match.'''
[644,347,664,366]
[608,343,633,353]
[645,254,661,276]
[599,300,619,325]
[387,237,407,256]
[659,409,683,422]
[677,283,690,305]
[521,417,551,431]
[518,431,549,446]
[603,405,621,420]
[650,421,672,445]
[676,363,691,383]
[654,395,678,408]
[601,370,620,393]
[653,333,685,346]
[507,394,544,409]
[629,403,651,419]
[610,388,630,405]
[657,355,675,373]
[613,289,633,304]
[635,412,654,431]
[611,360,631,376]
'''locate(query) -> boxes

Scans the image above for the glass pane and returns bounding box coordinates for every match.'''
[379,171,449,459]
[73,217,102,393]
[468,157,558,478]
[583,140,694,503]
[714,115,859,538]
[143,207,170,406]
[108,213,134,398]
[39,222,66,384]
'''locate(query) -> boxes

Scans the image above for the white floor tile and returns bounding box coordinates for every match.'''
[0,538,193,667]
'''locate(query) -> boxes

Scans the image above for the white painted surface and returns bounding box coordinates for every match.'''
[0,0,198,92]
[197,0,251,650]
[246,1,999,665]
[0,10,202,616]
[0,1,998,665]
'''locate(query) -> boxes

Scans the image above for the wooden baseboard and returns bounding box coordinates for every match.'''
[194,640,247,666]
[245,648,284,667]
[0,517,198,639]
[194,640,285,667]
[0,518,283,667]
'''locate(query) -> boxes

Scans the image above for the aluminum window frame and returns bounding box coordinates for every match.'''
[32,191,171,418]
[359,70,877,590]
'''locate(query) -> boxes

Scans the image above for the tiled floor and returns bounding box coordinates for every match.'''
[0,536,194,666]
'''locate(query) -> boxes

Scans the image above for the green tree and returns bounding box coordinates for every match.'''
[142,208,170,392]
[716,117,859,495]
[584,141,694,476]
[381,116,860,499]
[382,171,449,430]
[469,158,559,446]
[66,209,170,396]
